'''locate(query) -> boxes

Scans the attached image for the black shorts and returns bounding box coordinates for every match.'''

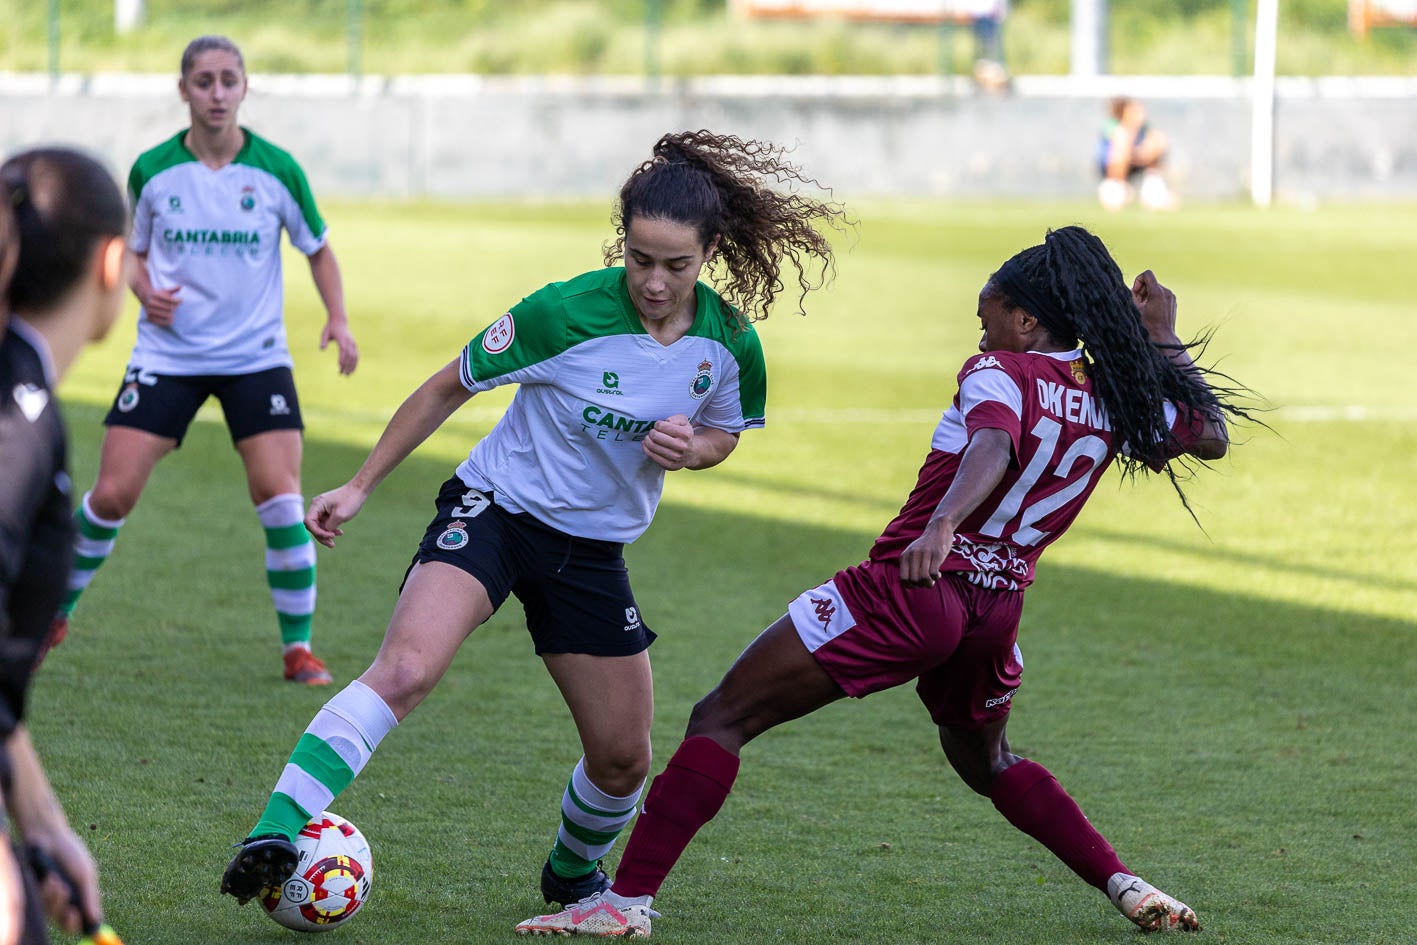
[103,365,303,446]
[407,476,656,658]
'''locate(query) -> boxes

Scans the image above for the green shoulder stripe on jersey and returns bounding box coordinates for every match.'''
[235,129,326,237]
[127,130,196,205]
[466,267,641,383]
[559,267,643,349]
[687,282,767,423]
[465,281,572,382]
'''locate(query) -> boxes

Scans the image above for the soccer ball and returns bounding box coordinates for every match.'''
[259,812,373,932]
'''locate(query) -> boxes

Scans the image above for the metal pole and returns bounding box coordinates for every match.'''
[48,0,60,84]
[1070,0,1108,77]
[347,0,363,81]
[645,0,661,87]
[116,0,146,34]
[1250,0,1278,207]
[937,19,955,76]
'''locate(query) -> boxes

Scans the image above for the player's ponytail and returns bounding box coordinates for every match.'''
[606,130,851,324]
[992,226,1256,500]
[1,148,128,313]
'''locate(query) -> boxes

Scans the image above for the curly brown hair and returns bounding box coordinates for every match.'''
[604,130,851,324]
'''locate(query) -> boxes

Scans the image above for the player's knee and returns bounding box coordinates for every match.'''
[585,746,651,796]
[87,481,139,520]
[360,659,435,719]
[938,726,999,797]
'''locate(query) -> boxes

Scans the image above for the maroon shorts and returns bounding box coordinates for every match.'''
[786,559,1024,729]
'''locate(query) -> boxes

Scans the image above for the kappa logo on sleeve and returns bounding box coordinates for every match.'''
[482,313,515,354]
[968,355,1002,373]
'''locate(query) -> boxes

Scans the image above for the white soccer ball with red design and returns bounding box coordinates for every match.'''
[259,812,373,932]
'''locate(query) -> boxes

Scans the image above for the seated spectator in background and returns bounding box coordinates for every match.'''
[1097,97,1177,211]
[964,0,1010,92]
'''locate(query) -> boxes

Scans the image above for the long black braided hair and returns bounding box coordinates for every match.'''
[605,130,852,325]
[989,225,1256,507]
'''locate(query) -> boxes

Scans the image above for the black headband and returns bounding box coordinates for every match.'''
[992,256,1075,345]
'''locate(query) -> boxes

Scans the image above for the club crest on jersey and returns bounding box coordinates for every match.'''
[117,384,140,413]
[690,360,714,399]
[240,186,256,211]
[482,313,515,354]
[1070,359,1088,385]
[436,521,469,551]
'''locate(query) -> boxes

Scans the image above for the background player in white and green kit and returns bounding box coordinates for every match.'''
[220,130,851,916]
[56,36,359,686]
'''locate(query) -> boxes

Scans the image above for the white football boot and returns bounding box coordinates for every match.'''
[1107,872,1201,932]
[516,891,658,938]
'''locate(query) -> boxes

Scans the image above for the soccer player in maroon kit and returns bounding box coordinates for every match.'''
[518,225,1253,937]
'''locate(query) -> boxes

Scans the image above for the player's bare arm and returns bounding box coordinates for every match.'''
[305,359,472,546]
[642,414,739,471]
[1132,270,1228,459]
[899,427,1013,588]
[126,248,181,328]
[309,243,359,376]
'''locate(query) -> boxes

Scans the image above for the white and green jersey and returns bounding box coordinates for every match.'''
[456,268,767,544]
[126,128,327,375]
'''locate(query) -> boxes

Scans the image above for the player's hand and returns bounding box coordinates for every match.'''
[31,831,102,936]
[1132,270,1181,345]
[899,518,955,588]
[641,415,696,471]
[305,484,368,548]
[141,285,182,327]
[320,321,359,376]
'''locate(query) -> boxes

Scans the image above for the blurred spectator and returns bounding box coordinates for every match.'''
[1097,97,1177,211]
[962,0,1010,91]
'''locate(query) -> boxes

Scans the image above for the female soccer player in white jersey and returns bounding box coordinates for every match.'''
[220,130,851,911]
[517,226,1256,938]
[55,35,358,686]
[0,148,130,945]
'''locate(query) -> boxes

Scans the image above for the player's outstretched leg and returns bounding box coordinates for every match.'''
[219,836,299,904]
[220,680,397,903]
[516,891,658,938]
[1107,873,1201,933]
[540,758,640,906]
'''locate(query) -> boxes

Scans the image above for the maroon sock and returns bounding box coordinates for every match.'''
[610,736,740,899]
[990,759,1129,891]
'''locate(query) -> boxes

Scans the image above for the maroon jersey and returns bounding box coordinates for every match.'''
[868,350,1197,590]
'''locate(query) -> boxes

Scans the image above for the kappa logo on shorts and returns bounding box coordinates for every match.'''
[482,313,515,354]
[810,596,836,629]
[117,384,140,413]
[623,607,642,632]
[436,521,469,551]
[269,394,291,416]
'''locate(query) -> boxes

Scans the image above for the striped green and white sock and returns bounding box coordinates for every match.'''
[252,680,398,841]
[547,758,642,879]
[60,491,125,617]
[256,494,316,647]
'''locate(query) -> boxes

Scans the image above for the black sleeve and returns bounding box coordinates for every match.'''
[0,406,52,738]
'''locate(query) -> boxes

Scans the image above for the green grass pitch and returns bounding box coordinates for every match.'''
[33,198,1417,944]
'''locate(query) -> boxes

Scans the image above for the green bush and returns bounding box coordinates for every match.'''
[1,0,1412,75]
